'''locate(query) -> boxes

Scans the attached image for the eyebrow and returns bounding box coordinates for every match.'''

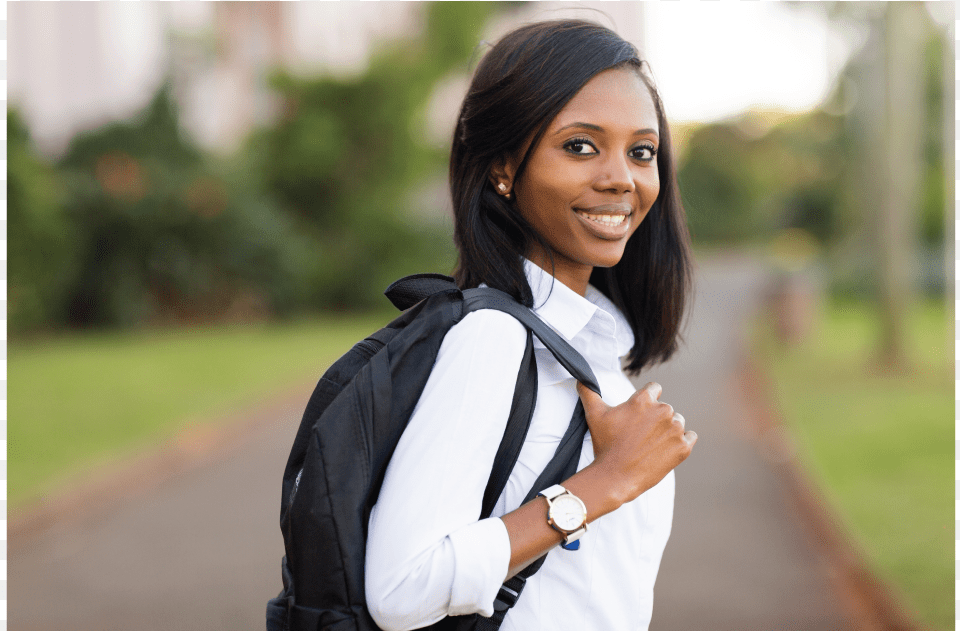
[555,122,659,138]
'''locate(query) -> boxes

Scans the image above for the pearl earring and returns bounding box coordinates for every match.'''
[497,183,507,193]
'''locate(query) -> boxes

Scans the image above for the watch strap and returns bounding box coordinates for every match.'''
[538,483,567,501]
[560,523,587,549]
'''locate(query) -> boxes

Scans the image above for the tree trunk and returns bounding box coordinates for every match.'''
[875,2,927,368]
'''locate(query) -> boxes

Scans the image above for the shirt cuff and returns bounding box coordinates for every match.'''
[447,517,511,616]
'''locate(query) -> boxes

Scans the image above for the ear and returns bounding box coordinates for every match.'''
[488,155,519,195]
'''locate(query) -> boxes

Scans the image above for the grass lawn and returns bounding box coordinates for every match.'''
[9,313,391,511]
[757,298,953,631]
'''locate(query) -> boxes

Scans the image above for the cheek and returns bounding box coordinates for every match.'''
[518,176,572,227]
[640,170,660,210]
[632,174,660,228]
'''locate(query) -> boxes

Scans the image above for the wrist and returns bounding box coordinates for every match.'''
[560,463,628,523]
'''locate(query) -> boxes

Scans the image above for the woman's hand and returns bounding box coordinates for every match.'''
[575,381,696,512]
[501,381,696,579]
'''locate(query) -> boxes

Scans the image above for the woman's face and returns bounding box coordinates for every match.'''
[507,67,661,294]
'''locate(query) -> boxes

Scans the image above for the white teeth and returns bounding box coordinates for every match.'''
[579,212,626,227]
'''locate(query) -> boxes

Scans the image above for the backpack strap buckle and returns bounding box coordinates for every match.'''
[491,575,527,611]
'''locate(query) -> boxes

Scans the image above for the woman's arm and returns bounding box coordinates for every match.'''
[365,310,529,630]
[501,381,696,578]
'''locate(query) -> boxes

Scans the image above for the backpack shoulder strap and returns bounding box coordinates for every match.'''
[461,287,601,396]
[384,279,600,397]
[485,400,588,626]
[456,287,596,631]
[439,401,589,631]
[480,328,536,519]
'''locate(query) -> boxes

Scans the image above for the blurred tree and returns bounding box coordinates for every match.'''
[249,2,507,309]
[678,109,847,245]
[918,29,949,249]
[8,109,77,332]
[9,3,513,332]
[874,3,928,367]
[836,2,942,367]
[678,3,949,352]
[55,86,311,328]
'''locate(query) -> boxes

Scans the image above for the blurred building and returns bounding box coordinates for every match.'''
[9,2,422,156]
[10,2,645,157]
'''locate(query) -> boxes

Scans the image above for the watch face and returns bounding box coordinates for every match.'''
[551,494,587,531]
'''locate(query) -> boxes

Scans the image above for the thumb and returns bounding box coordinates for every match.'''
[576,381,609,417]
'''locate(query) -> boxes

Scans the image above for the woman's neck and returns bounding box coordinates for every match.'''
[525,250,592,297]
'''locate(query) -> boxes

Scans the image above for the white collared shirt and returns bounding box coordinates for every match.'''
[366,260,675,631]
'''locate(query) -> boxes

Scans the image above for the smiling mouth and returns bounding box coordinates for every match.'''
[576,212,627,227]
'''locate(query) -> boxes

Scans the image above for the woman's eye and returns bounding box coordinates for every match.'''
[563,139,597,155]
[631,144,657,162]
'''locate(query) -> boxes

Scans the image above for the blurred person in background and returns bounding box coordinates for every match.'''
[365,20,696,630]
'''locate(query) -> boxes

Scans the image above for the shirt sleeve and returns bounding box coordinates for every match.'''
[365,309,528,631]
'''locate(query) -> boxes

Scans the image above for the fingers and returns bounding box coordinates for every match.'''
[672,411,696,448]
[641,382,662,403]
[576,381,610,417]
[673,412,685,430]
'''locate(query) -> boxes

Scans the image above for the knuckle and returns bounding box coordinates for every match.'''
[655,403,674,425]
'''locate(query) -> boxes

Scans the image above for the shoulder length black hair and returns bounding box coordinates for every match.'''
[450,19,692,375]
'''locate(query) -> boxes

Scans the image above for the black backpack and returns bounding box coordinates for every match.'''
[266,274,600,631]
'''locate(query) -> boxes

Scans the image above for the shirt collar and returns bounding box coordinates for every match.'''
[524,258,598,341]
[584,283,635,359]
[523,258,635,361]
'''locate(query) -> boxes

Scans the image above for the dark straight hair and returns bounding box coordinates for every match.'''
[450,19,692,374]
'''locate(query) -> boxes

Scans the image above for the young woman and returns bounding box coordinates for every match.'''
[365,20,696,630]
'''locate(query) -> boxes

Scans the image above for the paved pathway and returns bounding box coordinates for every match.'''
[9,254,849,630]
[646,255,849,630]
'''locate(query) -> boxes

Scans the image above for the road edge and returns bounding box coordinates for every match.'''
[8,379,315,547]
[735,354,932,631]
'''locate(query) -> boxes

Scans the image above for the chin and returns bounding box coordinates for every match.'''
[589,249,628,269]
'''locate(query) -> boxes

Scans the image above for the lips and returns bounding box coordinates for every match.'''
[573,203,633,239]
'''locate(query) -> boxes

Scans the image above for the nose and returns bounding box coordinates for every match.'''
[595,153,636,195]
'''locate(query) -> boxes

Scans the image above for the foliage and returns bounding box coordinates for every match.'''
[8,3,508,332]
[8,109,77,331]
[916,28,949,247]
[53,86,312,329]
[249,2,502,308]
[757,299,952,630]
[678,108,854,246]
[677,8,947,260]
[8,314,390,510]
